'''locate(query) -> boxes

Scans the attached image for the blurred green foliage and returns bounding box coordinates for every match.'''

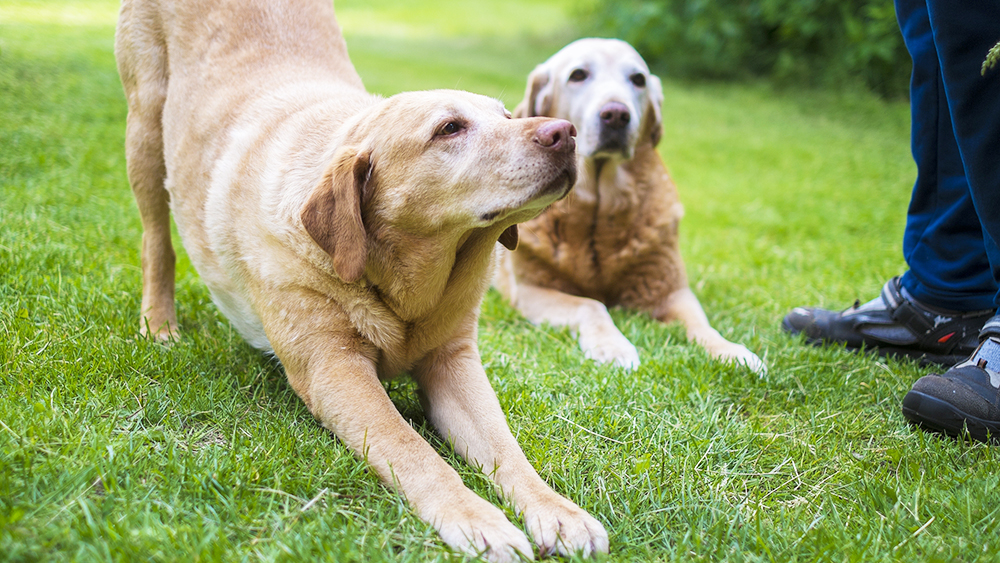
[984,41,1000,75]
[577,0,911,97]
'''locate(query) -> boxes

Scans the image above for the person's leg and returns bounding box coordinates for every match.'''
[780,0,996,365]
[901,0,1000,442]
[897,0,997,312]
[923,1,1000,278]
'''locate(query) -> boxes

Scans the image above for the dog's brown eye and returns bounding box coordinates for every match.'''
[568,68,588,83]
[437,121,463,136]
[630,73,646,88]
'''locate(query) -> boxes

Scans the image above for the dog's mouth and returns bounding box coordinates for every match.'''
[540,167,576,200]
[592,135,632,158]
[477,168,576,223]
[479,209,502,222]
[585,120,637,159]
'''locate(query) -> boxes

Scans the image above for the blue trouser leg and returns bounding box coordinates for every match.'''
[925,0,1000,309]
[896,0,999,311]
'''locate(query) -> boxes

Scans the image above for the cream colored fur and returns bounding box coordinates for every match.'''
[114,1,608,559]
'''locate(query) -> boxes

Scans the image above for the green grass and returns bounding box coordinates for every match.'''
[3,1,1000,561]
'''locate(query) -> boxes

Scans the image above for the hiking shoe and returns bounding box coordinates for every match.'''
[902,316,1000,443]
[782,276,994,366]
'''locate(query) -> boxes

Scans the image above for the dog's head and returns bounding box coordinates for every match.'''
[514,38,663,161]
[301,90,577,283]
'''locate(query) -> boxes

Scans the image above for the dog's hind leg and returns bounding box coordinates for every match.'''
[508,283,640,370]
[115,0,177,340]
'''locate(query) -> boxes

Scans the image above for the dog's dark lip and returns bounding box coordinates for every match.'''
[540,167,576,200]
[553,168,576,200]
[479,210,502,222]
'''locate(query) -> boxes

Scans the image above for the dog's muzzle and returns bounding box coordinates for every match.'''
[593,101,631,156]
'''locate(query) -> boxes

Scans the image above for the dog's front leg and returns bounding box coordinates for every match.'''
[655,287,766,374]
[413,330,609,558]
[509,283,640,370]
[279,334,533,562]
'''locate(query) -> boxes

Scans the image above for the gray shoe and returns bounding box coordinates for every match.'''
[902,316,1000,443]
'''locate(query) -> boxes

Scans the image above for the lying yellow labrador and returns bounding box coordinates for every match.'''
[114,0,607,559]
[497,38,766,374]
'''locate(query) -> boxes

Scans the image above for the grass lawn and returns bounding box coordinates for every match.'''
[3,0,999,561]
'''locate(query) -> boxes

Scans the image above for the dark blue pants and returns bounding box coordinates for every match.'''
[896,0,1000,311]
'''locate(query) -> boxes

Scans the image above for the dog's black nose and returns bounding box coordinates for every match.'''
[599,102,630,130]
[534,119,577,153]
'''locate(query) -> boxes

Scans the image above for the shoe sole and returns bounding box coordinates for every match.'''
[782,318,966,367]
[901,390,1000,443]
[869,346,965,367]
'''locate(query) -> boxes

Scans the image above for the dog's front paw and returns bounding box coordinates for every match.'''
[140,319,179,343]
[434,496,535,562]
[713,342,767,375]
[522,494,609,558]
[578,326,640,370]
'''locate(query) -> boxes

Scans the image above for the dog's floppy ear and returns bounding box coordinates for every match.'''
[498,224,518,251]
[301,146,370,283]
[513,63,553,118]
[643,74,664,147]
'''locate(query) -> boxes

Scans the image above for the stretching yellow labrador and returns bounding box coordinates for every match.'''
[497,38,766,374]
[114,1,607,559]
